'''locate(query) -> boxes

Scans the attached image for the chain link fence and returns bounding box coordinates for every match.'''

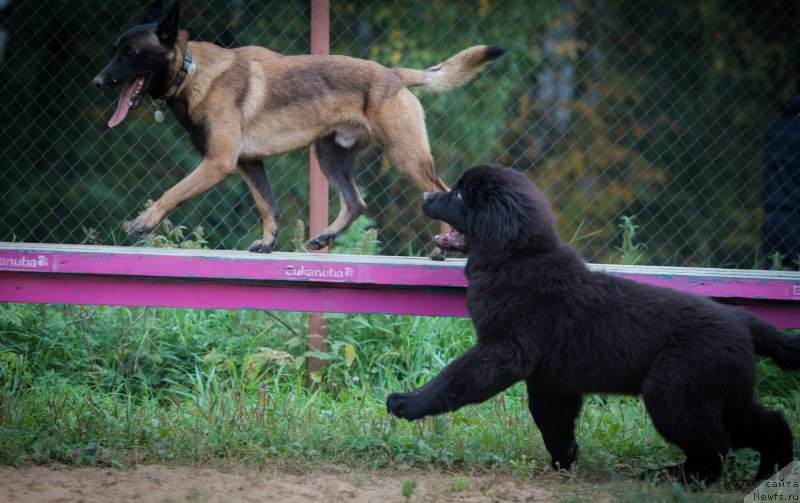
[1,0,799,268]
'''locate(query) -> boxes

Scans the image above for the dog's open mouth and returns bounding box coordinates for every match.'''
[107,73,150,128]
[434,228,468,252]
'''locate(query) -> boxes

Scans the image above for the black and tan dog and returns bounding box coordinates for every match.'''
[92,0,505,256]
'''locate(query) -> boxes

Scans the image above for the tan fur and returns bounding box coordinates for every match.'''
[127,35,502,254]
[394,45,502,91]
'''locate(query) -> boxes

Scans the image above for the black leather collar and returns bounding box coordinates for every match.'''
[163,43,194,99]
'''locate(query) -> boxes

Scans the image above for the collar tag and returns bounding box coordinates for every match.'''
[152,98,165,123]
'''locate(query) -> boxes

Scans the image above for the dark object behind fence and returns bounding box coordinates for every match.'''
[761,96,800,269]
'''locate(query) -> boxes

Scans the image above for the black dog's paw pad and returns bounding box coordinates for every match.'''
[386,393,405,417]
[386,392,427,421]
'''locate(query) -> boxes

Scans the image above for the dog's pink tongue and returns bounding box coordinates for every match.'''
[107,78,140,128]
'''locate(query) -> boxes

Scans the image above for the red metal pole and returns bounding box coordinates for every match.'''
[307,0,330,373]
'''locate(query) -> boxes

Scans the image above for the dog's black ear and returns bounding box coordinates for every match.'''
[141,0,165,24]
[156,0,180,45]
[467,192,520,254]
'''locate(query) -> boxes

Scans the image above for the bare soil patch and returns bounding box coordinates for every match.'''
[0,464,560,502]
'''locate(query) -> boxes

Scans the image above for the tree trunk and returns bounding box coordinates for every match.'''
[535,0,577,161]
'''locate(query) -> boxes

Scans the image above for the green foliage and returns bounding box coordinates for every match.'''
[291,219,308,253]
[766,251,800,272]
[496,0,796,267]
[400,479,417,502]
[330,215,381,255]
[616,215,647,266]
[0,299,797,496]
[0,352,32,395]
[133,214,208,250]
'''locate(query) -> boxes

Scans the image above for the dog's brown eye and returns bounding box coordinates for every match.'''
[455,190,463,200]
[123,45,134,58]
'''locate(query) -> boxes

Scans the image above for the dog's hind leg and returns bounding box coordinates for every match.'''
[372,89,449,193]
[725,400,793,480]
[526,390,583,470]
[305,133,366,251]
[238,160,280,253]
[371,88,451,259]
[642,378,730,485]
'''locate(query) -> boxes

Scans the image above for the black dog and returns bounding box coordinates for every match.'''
[387,164,799,484]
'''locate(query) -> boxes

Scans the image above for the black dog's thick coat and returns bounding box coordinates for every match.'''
[386,165,799,484]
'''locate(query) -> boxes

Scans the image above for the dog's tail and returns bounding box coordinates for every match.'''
[748,312,800,370]
[394,45,506,92]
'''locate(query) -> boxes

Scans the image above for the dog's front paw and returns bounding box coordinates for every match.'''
[248,239,274,253]
[127,217,156,236]
[386,392,428,421]
[306,233,334,251]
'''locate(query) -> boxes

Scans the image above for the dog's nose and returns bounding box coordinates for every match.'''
[92,75,109,90]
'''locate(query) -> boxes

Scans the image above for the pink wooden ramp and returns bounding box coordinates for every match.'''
[1,242,799,328]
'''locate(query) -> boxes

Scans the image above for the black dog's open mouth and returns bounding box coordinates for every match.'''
[434,228,468,252]
[107,73,151,128]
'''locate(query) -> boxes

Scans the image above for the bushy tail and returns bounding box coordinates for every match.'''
[394,45,506,92]
[748,313,800,370]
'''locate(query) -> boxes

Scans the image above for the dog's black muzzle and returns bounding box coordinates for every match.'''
[91,62,142,91]
[91,74,117,91]
[422,191,454,224]
[421,191,441,217]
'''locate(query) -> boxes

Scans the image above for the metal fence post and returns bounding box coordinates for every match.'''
[307,0,330,373]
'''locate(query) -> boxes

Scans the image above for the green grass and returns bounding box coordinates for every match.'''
[1,302,798,496]
[1,218,799,501]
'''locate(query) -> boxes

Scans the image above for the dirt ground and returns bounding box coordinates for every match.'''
[0,464,562,503]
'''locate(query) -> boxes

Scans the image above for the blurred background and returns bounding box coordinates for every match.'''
[1,0,799,268]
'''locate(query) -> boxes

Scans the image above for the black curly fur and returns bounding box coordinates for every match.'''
[387,164,798,485]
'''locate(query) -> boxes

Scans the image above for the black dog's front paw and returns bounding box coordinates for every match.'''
[386,392,428,421]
